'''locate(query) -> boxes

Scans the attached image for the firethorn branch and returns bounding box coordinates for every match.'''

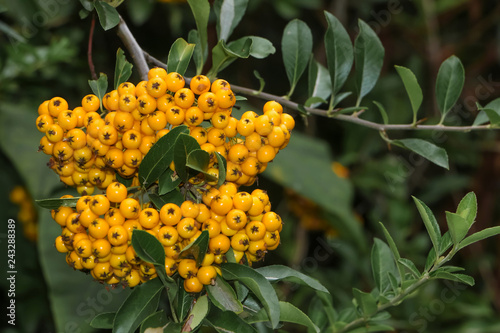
[116,16,496,133]
[87,13,98,80]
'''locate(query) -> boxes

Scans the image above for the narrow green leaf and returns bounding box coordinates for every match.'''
[188,29,204,75]
[158,168,181,196]
[255,265,330,294]
[431,271,475,286]
[282,19,313,96]
[113,279,164,333]
[221,263,280,328]
[436,55,465,118]
[214,0,249,41]
[174,133,201,182]
[94,1,120,31]
[308,58,332,106]
[176,284,195,322]
[387,272,398,293]
[182,295,209,332]
[379,222,405,284]
[354,19,385,106]
[138,125,189,187]
[35,197,79,209]
[392,138,449,169]
[114,48,133,90]
[445,211,469,245]
[371,238,398,293]
[305,96,328,107]
[324,11,353,98]
[167,38,195,76]
[88,73,108,112]
[352,289,377,317]
[205,306,257,333]
[373,101,389,124]
[179,230,209,267]
[457,226,500,251]
[131,230,166,266]
[90,312,115,329]
[395,65,423,122]
[187,0,209,71]
[207,275,243,314]
[215,152,227,187]
[483,108,500,127]
[139,311,168,333]
[456,192,477,228]
[253,70,265,92]
[398,258,421,279]
[149,189,184,209]
[412,196,442,260]
[332,91,352,107]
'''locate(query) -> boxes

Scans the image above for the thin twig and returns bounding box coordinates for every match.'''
[116,16,149,81]
[87,13,97,80]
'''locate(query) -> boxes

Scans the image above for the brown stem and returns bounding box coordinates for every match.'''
[87,13,97,80]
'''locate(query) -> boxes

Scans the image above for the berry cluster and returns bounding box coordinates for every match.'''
[9,186,38,242]
[36,67,293,291]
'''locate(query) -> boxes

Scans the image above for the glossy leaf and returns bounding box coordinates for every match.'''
[90,312,115,329]
[371,238,398,293]
[221,263,280,328]
[324,11,353,98]
[457,226,500,251]
[473,97,500,125]
[456,192,477,227]
[188,29,204,75]
[149,189,184,208]
[205,306,257,333]
[187,0,209,70]
[446,211,469,245]
[113,278,164,333]
[167,38,195,76]
[246,36,275,59]
[181,295,209,332]
[176,284,195,322]
[395,65,423,122]
[483,108,500,127]
[114,48,133,89]
[308,58,332,107]
[215,152,227,187]
[352,288,377,317]
[255,265,329,294]
[412,196,442,261]
[392,138,449,169]
[179,230,209,266]
[186,149,211,177]
[94,1,120,31]
[282,19,313,96]
[131,229,166,266]
[354,19,384,105]
[207,275,243,314]
[35,197,79,209]
[436,55,465,117]
[138,125,189,186]
[214,0,249,41]
[139,311,168,333]
[174,133,201,182]
[210,38,252,76]
[88,73,108,112]
[158,168,181,196]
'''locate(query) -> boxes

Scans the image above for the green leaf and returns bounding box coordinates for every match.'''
[247,301,320,333]
[149,189,184,209]
[176,284,195,322]
[392,138,449,169]
[253,70,265,93]
[221,263,280,328]
[126,0,155,26]
[182,295,209,332]
[483,108,500,127]
[186,149,212,179]
[436,55,465,118]
[324,11,353,98]
[371,238,398,293]
[179,230,209,266]
[255,265,330,294]
[379,223,405,284]
[457,226,500,251]
[398,258,421,279]
[113,278,164,333]
[139,311,168,333]
[354,19,385,106]
[167,38,195,76]
[207,275,243,313]
[332,91,353,107]
[158,168,181,196]
[373,101,389,124]
[188,30,204,75]
[174,133,201,182]
[395,65,423,122]
[456,192,477,228]
[445,211,469,245]
[35,197,79,209]
[187,0,210,72]
[305,96,328,107]
[88,73,108,112]
[431,271,475,286]
[215,152,227,187]
[131,229,166,266]
[90,312,115,329]
[473,97,500,125]
[94,1,120,31]
[282,19,313,97]
[214,0,249,41]
[205,306,257,333]
[209,38,252,77]
[246,36,275,59]
[139,125,189,186]
[114,48,133,90]
[352,288,377,317]
[412,196,442,261]
[308,58,332,107]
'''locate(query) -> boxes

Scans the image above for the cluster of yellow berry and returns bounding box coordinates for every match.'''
[36,67,293,292]
[9,186,38,242]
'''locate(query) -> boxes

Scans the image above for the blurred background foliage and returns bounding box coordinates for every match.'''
[1,0,500,332]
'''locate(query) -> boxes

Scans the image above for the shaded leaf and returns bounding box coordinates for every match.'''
[94,1,120,31]
[373,101,389,124]
[88,73,108,112]
[431,271,474,286]
[167,38,195,76]
[308,58,332,106]
[412,196,442,261]
[90,312,115,329]
[371,238,398,294]
[131,230,166,266]
[352,288,377,317]
[210,38,252,76]
[182,295,209,332]
[473,98,500,125]
[174,133,201,182]
[207,275,243,314]
[398,258,421,279]
[392,138,449,169]
[179,230,209,266]
[35,197,79,209]
[395,65,423,121]
[149,190,184,209]
[114,48,133,90]
[158,168,181,196]
[139,311,168,333]
[445,211,469,245]
[205,306,257,333]
[215,152,227,187]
